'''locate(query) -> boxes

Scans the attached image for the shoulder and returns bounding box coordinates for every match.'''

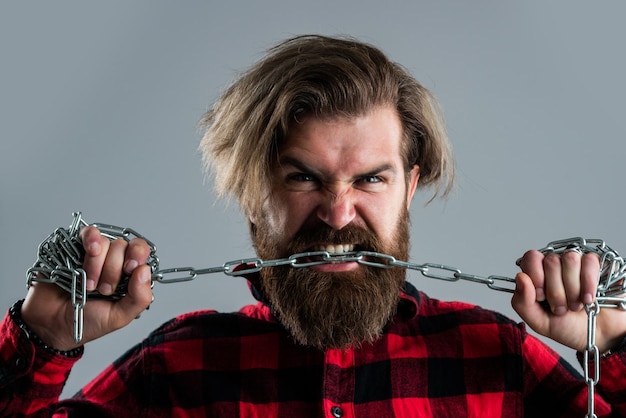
[402,281,523,330]
[418,290,522,327]
[144,303,280,344]
[404,289,528,351]
[389,286,529,364]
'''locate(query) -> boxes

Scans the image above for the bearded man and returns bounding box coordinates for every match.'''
[2,35,626,417]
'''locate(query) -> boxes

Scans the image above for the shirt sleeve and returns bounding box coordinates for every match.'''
[589,350,626,415]
[0,308,81,417]
[522,331,626,417]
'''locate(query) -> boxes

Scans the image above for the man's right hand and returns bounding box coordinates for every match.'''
[20,225,154,351]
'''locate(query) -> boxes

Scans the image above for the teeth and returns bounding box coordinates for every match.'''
[314,244,355,254]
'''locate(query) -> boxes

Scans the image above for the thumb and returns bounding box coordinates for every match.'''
[110,265,153,329]
[511,272,549,336]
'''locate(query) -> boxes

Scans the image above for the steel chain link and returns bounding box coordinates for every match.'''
[27,212,626,417]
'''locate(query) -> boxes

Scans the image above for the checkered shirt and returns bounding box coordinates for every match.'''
[2,280,626,417]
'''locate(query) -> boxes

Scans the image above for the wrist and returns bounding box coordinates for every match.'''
[601,334,626,358]
[9,299,84,358]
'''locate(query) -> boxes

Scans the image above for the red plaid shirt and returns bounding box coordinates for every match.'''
[2,280,626,417]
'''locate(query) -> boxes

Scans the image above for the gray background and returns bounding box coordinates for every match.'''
[2,1,625,398]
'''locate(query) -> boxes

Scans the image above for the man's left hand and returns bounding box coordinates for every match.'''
[512,249,626,353]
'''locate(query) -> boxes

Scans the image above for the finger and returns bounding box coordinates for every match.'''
[80,229,111,292]
[519,250,546,302]
[109,264,153,329]
[581,252,601,305]
[123,238,152,276]
[543,253,567,315]
[98,239,128,296]
[80,226,104,256]
[561,250,583,311]
[511,272,549,336]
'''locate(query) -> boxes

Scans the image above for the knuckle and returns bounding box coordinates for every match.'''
[130,237,148,246]
[582,252,601,265]
[519,250,543,270]
[561,251,581,264]
[543,253,561,268]
[524,249,543,261]
[129,237,147,251]
[130,239,152,259]
[110,238,129,253]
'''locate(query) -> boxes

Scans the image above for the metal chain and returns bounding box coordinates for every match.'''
[584,301,600,418]
[27,212,626,417]
[529,238,626,418]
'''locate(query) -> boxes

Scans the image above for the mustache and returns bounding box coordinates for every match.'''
[287,223,384,254]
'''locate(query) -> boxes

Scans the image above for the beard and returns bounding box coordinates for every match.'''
[252,209,410,350]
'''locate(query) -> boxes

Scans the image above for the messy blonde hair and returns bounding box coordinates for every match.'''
[199,35,454,217]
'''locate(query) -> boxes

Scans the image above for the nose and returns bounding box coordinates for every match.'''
[316,185,356,230]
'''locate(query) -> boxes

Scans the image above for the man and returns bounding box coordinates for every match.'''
[1,35,626,417]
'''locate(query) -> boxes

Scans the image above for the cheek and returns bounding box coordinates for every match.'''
[264,191,318,238]
[358,194,405,243]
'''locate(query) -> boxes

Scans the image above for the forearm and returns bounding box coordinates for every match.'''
[590,351,626,415]
[523,332,626,417]
[0,301,82,417]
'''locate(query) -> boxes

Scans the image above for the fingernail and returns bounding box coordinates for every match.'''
[124,260,139,274]
[87,279,96,291]
[99,283,113,295]
[88,242,100,254]
[583,293,594,305]
[138,267,150,284]
[569,302,583,312]
[553,306,567,315]
[535,288,546,302]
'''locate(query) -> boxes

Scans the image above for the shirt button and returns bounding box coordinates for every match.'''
[15,357,25,370]
[330,406,343,417]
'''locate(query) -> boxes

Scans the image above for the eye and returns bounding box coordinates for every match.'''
[360,175,383,184]
[288,172,318,182]
[284,172,321,191]
[355,175,386,192]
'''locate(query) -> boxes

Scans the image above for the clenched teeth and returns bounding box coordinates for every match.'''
[313,244,355,254]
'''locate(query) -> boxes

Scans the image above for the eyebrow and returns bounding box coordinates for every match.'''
[277,156,397,181]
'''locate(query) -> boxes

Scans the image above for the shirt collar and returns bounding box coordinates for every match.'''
[397,280,420,320]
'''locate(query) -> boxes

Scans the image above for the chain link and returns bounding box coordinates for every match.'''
[27,212,626,417]
[584,301,600,418]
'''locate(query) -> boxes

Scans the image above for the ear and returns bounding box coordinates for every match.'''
[247,203,260,240]
[248,220,257,239]
[405,165,420,210]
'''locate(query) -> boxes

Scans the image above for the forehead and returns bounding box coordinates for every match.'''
[278,106,404,172]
